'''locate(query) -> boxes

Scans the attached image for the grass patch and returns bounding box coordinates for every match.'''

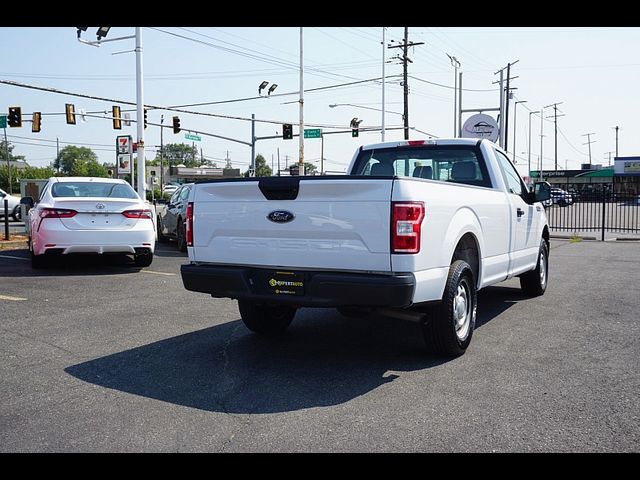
[569,233,582,243]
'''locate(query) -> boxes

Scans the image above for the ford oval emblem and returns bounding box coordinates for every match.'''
[95,203,106,210]
[267,210,295,223]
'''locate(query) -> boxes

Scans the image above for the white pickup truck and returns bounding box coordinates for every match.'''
[181,138,551,356]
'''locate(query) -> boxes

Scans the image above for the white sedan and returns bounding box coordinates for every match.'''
[25,177,156,268]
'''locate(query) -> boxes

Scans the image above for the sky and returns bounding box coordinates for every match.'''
[1,26,638,178]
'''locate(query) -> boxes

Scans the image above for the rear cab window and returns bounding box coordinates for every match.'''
[350,145,493,188]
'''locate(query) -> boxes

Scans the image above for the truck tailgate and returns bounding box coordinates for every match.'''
[190,177,393,272]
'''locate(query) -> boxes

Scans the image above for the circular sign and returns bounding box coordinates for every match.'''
[462,113,499,142]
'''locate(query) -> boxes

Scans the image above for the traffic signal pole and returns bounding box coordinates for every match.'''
[3,126,10,194]
[135,27,146,198]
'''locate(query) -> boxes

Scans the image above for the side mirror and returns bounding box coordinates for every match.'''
[532,181,551,204]
[20,196,34,209]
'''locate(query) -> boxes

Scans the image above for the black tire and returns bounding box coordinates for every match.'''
[238,300,296,335]
[176,219,187,252]
[134,252,154,268]
[520,239,549,297]
[157,217,168,243]
[12,205,21,222]
[422,260,476,357]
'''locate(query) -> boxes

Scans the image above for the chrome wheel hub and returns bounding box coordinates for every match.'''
[454,281,471,340]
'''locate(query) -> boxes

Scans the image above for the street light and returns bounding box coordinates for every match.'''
[513,100,527,163]
[447,54,461,137]
[96,27,111,40]
[528,110,539,180]
[258,81,269,95]
[267,84,278,95]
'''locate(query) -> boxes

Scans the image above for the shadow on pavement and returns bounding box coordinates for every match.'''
[65,285,521,413]
[0,251,142,277]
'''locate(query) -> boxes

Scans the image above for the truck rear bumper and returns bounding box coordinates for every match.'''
[181,263,415,308]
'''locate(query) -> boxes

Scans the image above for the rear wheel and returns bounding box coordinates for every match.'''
[422,260,476,357]
[238,300,296,335]
[176,220,187,252]
[12,205,21,222]
[134,252,153,268]
[520,239,548,297]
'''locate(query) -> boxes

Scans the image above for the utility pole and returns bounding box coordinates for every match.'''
[582,133,596,166]
[381,26,386,142]
[447,54,460,137]
[388,27,424,139]
[613,125,619,158]
[250,113,255,175]
[160,115,164,194]
[56,137,60,174]
[544,102,564,171]
[321,134,324,175]
[277,148,281,176]
[540,106,545,177]
[604,151,613,166]
[458,72,463,138]
[299,27,305,175]
[493,61,518,149]
[503,60,519,153]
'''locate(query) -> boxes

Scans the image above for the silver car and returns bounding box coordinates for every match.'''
[0,187,22,221]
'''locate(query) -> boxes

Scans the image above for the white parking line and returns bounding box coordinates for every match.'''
[140,270,176,276]
[0,294,27,301]
[0,255,29,261]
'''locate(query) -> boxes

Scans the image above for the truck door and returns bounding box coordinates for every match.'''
[493,149,539,275]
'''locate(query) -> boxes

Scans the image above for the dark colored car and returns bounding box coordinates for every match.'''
[157,183,193,251]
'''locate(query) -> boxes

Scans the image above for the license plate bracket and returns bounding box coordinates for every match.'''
[267,270,305,296]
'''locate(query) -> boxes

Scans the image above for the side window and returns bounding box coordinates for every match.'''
[494,150,524,196]
[170,189,181,204]
[180,186,190,202]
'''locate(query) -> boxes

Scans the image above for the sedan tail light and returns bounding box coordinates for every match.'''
[40,208,77,218]
[122,209,153,219]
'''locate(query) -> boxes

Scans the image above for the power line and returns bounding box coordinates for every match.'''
[408,74,497,92]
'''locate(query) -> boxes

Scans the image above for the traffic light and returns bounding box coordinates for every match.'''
[282,123,293,140]
[144,108,148,129]
[112,106,122,130]
[8,107,22,127]
[32,112,41,133]
[172,116,181,134]
[350,117,361,137]
[65,103,76,125]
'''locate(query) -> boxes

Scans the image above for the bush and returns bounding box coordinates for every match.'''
[146,188,172,203]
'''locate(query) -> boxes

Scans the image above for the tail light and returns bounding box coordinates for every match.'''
[122,209,153,219]
[391,202,425,254]
[40,208,77,218]
[186,201,193,247]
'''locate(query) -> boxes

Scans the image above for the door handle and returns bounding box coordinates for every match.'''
[517,208,525,217]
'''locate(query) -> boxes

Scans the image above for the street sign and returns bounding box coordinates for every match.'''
[116,135,132,154]
[185,133,201,141]
[304,128,322,139]
[0,115,6,129]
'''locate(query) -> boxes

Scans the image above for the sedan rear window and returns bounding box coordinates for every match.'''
[51,182,139,199]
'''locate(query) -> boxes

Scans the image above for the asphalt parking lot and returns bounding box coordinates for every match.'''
[1,240,639,452]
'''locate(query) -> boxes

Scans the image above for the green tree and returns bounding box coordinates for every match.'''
[0,140,26,162]
[243,154,272,177]
[0,165,56,192]
[155,143,200,168]
[288,162,317,176]
[53,145,100,176]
